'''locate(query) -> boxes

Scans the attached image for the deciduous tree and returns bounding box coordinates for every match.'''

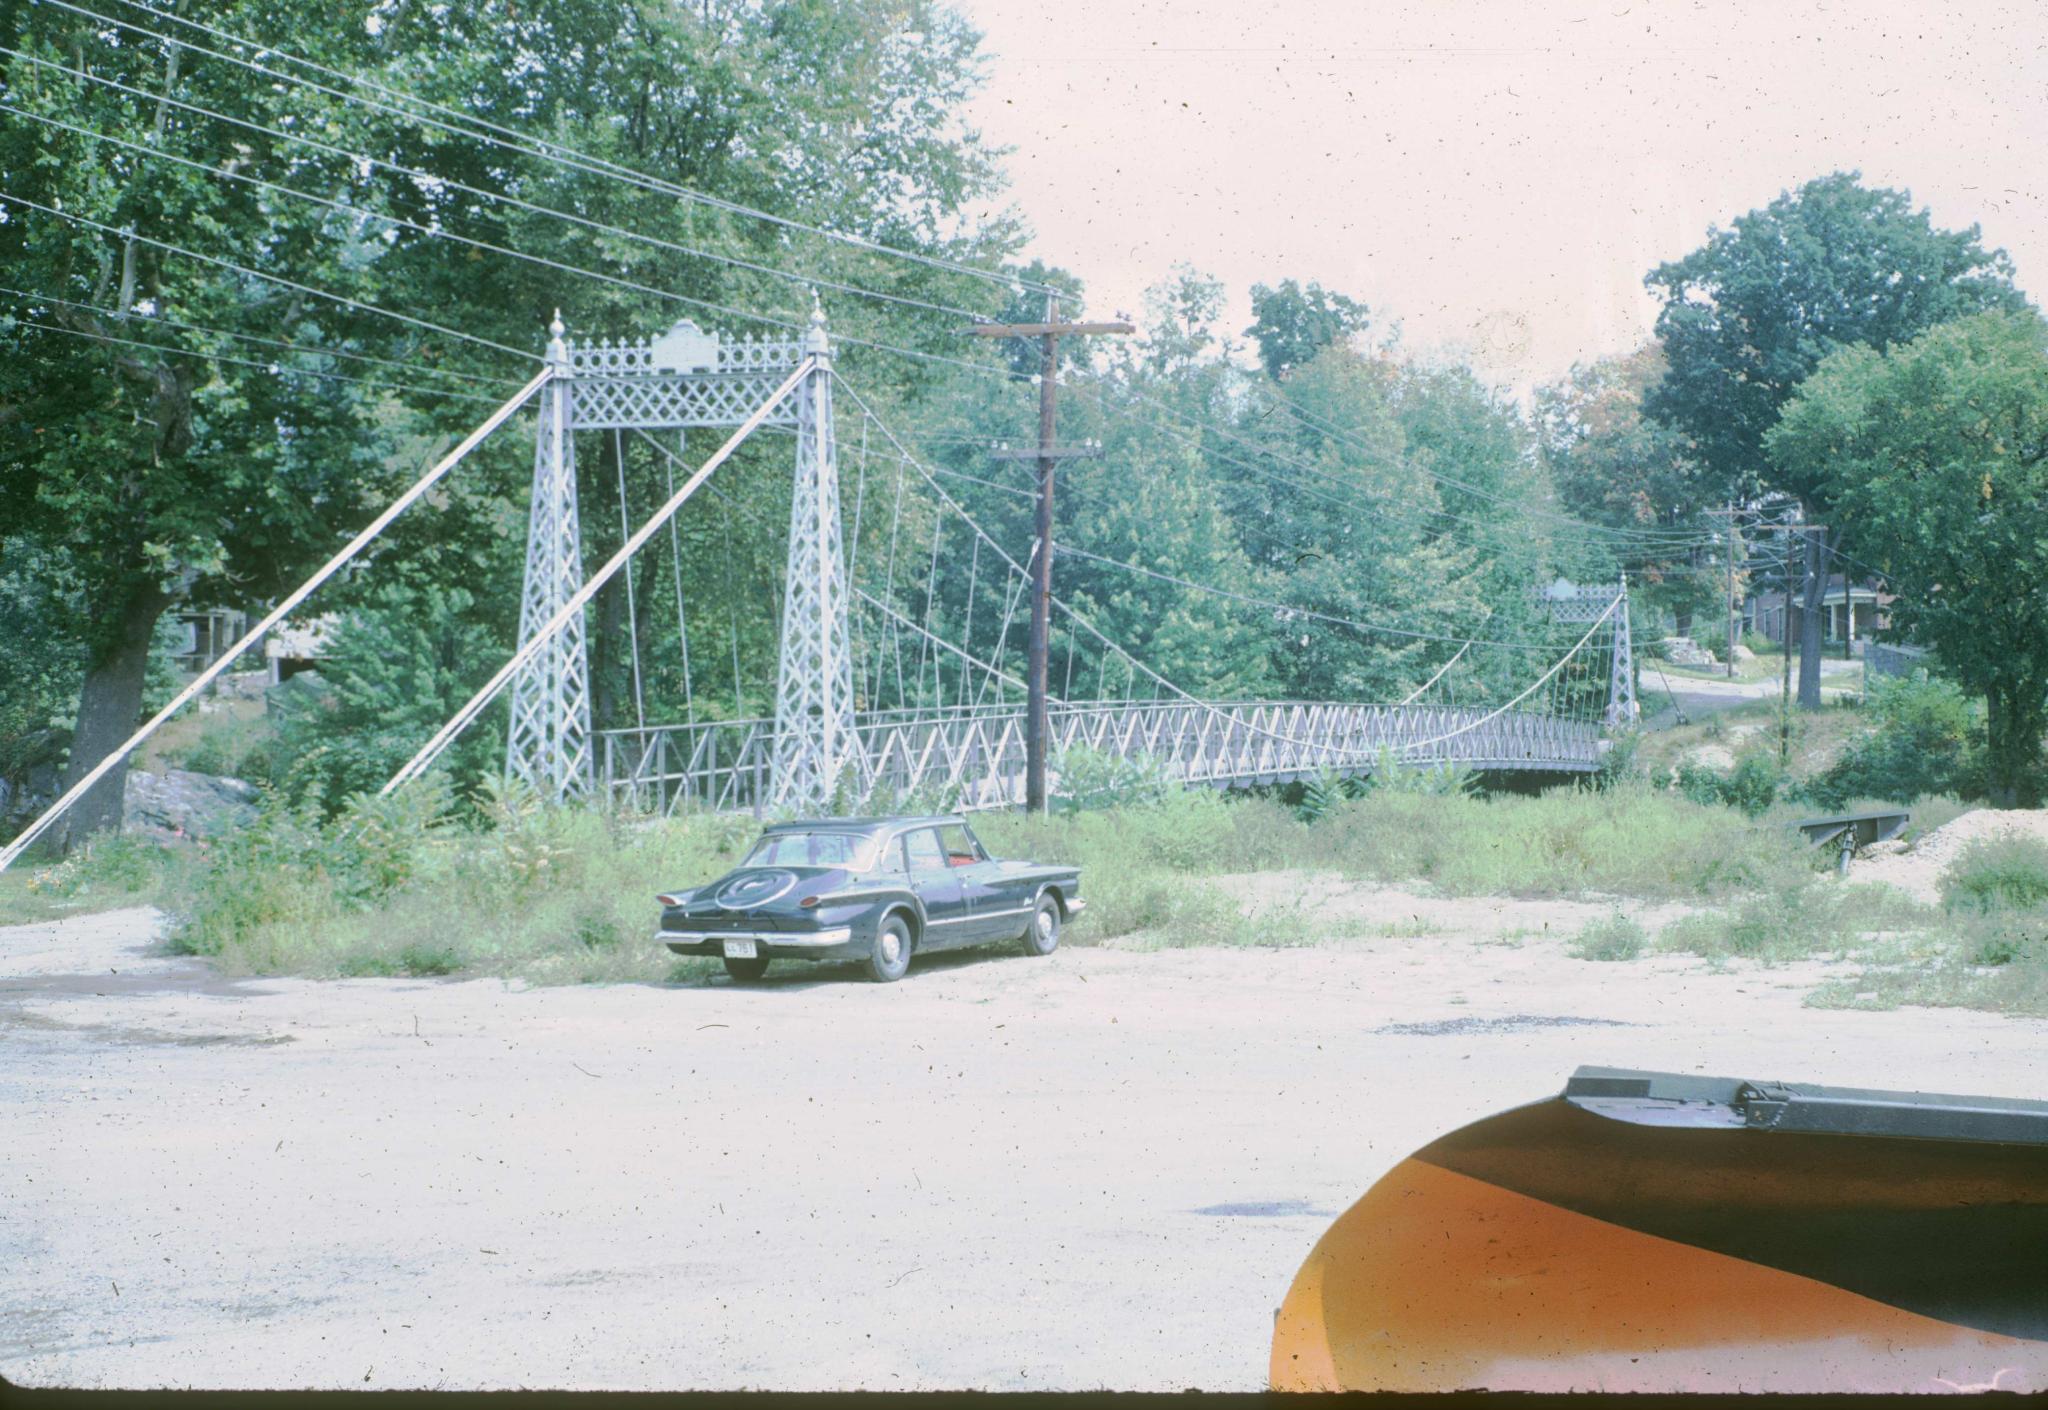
[1766,311,2048,804]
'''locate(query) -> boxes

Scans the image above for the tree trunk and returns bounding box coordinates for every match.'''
[1984,682,2046,809]
[1797,527,1825,711]
[54,583,170,853]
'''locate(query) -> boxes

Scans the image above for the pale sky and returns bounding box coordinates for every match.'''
[950,0,2046,392]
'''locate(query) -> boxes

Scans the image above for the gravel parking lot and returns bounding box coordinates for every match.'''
[5,902,2045,1391]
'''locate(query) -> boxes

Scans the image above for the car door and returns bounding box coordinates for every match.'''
[938,822,1019,941]
[900,827,969,949]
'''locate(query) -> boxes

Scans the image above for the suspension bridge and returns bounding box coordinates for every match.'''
[407,306,1638,816]
[0,305,1638,869]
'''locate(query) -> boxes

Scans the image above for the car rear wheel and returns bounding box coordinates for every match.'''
[1021,894,1061,957]
[722,953,771,983]
[866,914,913,984]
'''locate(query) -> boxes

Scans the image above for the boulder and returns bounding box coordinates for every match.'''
[1660,636,1719,667]
[122,768,258,842]
[1731,642,1757,663]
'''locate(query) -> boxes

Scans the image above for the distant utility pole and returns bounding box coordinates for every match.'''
[963,302,1131,813]
[1708,504,1741,679]
[1773,518,1824,765]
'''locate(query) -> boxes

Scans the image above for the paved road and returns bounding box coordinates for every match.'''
[1640,656,1862,727]
[3,903,2042,1391]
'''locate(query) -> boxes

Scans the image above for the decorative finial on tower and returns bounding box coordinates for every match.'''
[546,308,569,366]
[804,289,831,360]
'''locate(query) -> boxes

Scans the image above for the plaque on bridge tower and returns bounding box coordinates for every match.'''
[648,319,721,374]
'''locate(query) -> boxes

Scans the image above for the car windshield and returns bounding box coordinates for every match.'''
[741,830,881,871]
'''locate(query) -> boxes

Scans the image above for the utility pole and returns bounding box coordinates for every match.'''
[963,303,1131,812]
[1773,518,1824,765]
[1708,504,1741,679]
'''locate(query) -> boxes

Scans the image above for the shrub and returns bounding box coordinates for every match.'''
[1804,672,1984,808]
[170,794,751,981]
[1594,729,1643,788]
[1296,766,1366,822]
[1569,912,1646,961]
[1943,837,2048,914]
[1673,753,1783,816]
[274,585,505,818]
[1964,914,2042,967]
[1050,743,1173,813]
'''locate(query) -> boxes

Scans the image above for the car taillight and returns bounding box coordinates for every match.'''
[657,893,684,906]
[799,895,820,908]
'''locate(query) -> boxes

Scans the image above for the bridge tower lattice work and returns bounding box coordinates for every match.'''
[505,315,593,800]
[504,308,822,804]
[767,307,858,808]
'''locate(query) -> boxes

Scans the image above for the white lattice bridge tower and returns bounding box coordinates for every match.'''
[505,306,852,808]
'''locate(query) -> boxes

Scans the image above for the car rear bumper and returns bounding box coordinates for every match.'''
[657,927,862,961]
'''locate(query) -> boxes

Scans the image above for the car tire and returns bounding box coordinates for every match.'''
[1020,894,1061,957]
[866,914,913,984]
[722,953,771,983]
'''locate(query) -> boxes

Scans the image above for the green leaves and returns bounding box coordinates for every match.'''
[1767,310,2048,803]
[1644,171,2024,505]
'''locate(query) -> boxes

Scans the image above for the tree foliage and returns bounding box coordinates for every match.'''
[0,0,1025,844]
[1767,311,2048,804]
[1246,279,1370,380]
[1536,343,1717,629]
[1645,171,2024,503]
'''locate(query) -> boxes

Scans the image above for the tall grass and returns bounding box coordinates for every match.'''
[96,772,1855,981]
[0,834,183,926]
[1658,882,1934,964]
[1942,837,2048,913]
[1290,783,1815,898]
[170,782,753,982]
[1810,835,2048,1016]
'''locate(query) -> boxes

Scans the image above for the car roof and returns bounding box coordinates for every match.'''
[759,815,966,838]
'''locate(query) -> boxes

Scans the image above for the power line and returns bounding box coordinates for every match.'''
[64,0,1061,300]
[20,13,1718,574]
[0,282,519,389]
[0,192,542,365]
[5,314,510,403]
[1254,385,1714,546]
[1052,544,1559,651]
[0,46,1005,328]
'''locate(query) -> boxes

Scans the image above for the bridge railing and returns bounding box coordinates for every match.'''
[598,698,1606,817]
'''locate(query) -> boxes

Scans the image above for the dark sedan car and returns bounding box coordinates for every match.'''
[655,815,1086,983]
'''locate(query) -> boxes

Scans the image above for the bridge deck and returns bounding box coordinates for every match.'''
[598,699,1605,816]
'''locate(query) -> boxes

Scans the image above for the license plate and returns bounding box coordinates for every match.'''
[721,938,758,959]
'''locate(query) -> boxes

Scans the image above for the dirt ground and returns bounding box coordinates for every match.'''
[4,895,2045,1392]
[1849,808,2048,903]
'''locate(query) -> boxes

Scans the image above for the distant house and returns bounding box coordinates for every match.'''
[169,607,250,676]
[262,615,335,684]
[166,606,334,687]
[1746,575,1892,655]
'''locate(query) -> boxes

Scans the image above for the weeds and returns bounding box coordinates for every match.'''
[1942,837,2048,913]
[1294,783,1814,899]
[168,782,750,982]
[0,834,183,926]
[1658,882,1934,964]
[1569,912,1646,961]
